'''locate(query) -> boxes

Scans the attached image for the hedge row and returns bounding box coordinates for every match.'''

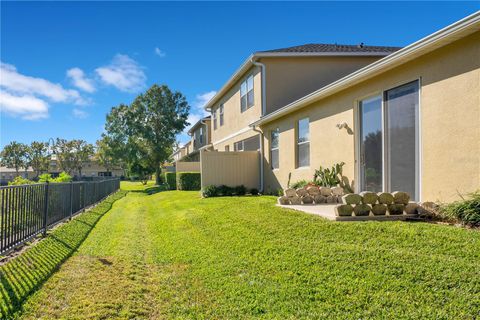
[202,185,259,198]
[161,172,201,191]
[163,172,177,190]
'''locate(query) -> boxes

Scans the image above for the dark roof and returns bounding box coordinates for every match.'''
[259,43,402,54]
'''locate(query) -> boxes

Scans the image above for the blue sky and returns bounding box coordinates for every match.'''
[1,1,478,149]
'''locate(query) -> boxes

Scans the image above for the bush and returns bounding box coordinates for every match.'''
[234,185,247,196]
[8,176,34,186]
[54,172,72,182]
[177,172,201,191]
[202,185,218,198]
[164,172,176,190]
[38,173,53,183]
[290,180,308,189]
[250,188,259,196]
[440,191,480,227]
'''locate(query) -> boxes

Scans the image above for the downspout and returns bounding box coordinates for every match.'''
[250,57,266,193]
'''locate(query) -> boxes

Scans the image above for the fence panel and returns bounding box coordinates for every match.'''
[0,178,120,255]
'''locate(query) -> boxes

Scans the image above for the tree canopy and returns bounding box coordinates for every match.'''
[0,141,29,174]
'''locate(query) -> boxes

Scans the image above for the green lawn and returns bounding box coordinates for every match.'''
[1,181,479,319]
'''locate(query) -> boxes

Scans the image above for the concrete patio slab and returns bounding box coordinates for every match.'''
[277,204,418,221]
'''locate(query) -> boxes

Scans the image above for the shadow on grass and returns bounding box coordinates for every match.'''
[0,190,127,319]
[129,185,168,195]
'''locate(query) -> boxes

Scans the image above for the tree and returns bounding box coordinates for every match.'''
[95,136,119,173]
[27,141,50,177]
[53,138,94,176]
[104,85,190,184]
[0,141,28,174]
[71,139,94,177]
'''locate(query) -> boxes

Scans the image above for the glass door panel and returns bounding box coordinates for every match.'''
[385,81,419,200]
[359,95,383,192]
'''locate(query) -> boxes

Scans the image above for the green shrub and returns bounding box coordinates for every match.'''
[250,188,259,196]
[218,185,233,196]
[234,185,247,196]
[202,185,218,198]
[164,172,176,190]
[38,173,53,183]
[177,172,201,191]
[290,180,308,189]
[440,191,480,227]
[53,172,72,182]
[8,176,34,185]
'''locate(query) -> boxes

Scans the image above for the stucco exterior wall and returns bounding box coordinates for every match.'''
[262,56,384,114]
[262,31,480,202]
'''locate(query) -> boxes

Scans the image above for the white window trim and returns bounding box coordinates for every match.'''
[271,128,280,170]
[240,75,254,112]
[296,118,310,168]
[219,104,224,126]
[213,109,217,130]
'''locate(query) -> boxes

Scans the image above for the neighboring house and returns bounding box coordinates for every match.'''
[0,166,35,185]
[171,116,211,163]
[201,12,479,203]
[204,43,400,153]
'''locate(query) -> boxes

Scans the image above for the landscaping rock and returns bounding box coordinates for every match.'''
[335,204,354,216]
[284,188,297,197]
[388,204,405,215]
[342,193,362,205]
[320,187,332,196]
[289,196,302,205]
[353,204,371,216]
[278,196,290,205]
[306,186,320,196]
[360,191,378,205]
[314,194,326,204]
[377,192,394,205]
[331,187,344,196]
[417,201,439,218]
[296,188,308,197]
[371,204,387,215]
[326,195,336,204]
[302,195,314,204]
[392,191,410,205]
[405,202,419,215]
[336,195,343,203]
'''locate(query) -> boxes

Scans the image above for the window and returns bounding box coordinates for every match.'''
[297,118,310,167]
[225,145,230,152]
[234,141,244,151]
[199,127,203,144]
[234,135,260,152]
[240,75,254,112]
[271,128,279,169]
[219,104,224,126]
[213,108,217,130]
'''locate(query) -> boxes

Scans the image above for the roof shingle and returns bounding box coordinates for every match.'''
[258,43,401,54]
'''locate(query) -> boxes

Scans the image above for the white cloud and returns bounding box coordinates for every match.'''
[0,91,49,120]
[180,90,217,138]
[66,67,96,93]
[0,62,85,105]
[95,54,146,93]
[154,47,166,58]
[72,108,88,119]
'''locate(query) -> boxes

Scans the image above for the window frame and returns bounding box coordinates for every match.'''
[240,75,254,112]
[296,117,310,168]
[213,108,217,130]
[270,128,280,170]
[219,104,224,126]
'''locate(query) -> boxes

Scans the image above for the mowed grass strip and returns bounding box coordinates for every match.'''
[0,189,127,319]
[8,182,480,319]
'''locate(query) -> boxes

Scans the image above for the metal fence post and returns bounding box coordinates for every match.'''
[43,181,49,237]
[69,181,73,220]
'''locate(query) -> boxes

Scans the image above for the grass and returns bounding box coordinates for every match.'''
[2,181,480,319]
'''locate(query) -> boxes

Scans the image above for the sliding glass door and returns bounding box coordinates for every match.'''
[359,80,419,200]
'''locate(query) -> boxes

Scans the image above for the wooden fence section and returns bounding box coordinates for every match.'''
[176,161,200,172]
[200,151,260,190]
[0,178,120,255]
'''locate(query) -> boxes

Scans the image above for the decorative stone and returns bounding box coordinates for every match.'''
[417,201,439,217]
[388,204,405,215]
[359,191,378,205]
[342,193,362,205]
[314,194,326,204]
[306,186,320,196]
[296,188,308,197]
[320,187,332,196]
[278,196,290,205]
[353,204,371,216]
[335,204,354,216]
[392,191,410,205]
[331,187,344,196]
[302,195,314,204]
[371,204,387,216]
[289,196,302,205]
[377,192,394,205]
[336,195,343,203]
[284,188,297,197]
[405,202,419,215]
[326,195,336,203]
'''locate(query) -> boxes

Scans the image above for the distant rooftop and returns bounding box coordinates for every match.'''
[259,43,402,54]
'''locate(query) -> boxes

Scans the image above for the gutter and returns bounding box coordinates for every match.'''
[252,125,264,193]
[251,57,267,116]
[251,10,480,127]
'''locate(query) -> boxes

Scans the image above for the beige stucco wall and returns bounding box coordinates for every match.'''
[262,31,480,203]
[201,150,260,189]
[176,161,201,172]
[262,56,384,114]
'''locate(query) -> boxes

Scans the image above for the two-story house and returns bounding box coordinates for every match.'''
[172,116,211,163]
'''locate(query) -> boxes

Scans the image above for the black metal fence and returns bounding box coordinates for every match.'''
[0,178,120,255]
